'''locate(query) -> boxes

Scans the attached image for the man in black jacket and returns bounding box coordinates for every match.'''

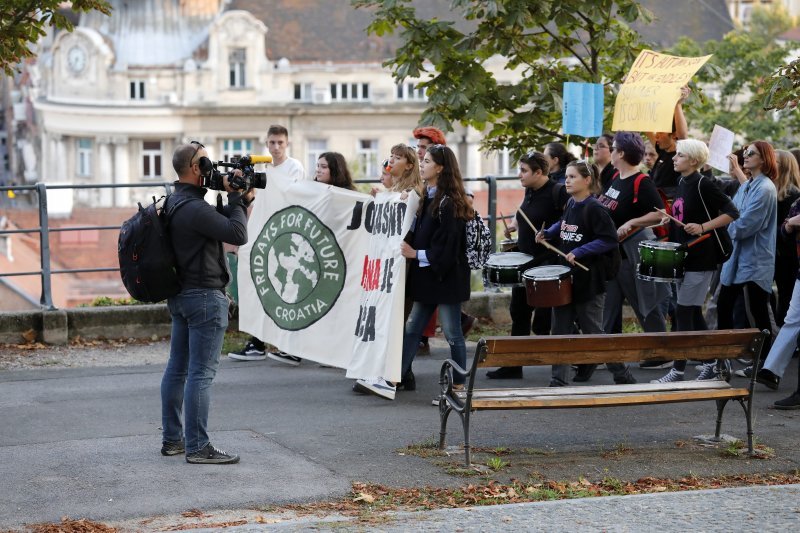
[160,142,254,464]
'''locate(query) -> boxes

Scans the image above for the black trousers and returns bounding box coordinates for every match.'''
[718,282,773,364]
[510,285,552,336]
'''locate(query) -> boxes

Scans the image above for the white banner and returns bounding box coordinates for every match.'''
[347,190,419,382]
[237,176,415,378]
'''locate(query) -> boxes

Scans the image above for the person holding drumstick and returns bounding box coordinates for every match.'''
[598,132,670,341]
[488,151,569,380]
[651,140,739,384]
[537,160,636,386]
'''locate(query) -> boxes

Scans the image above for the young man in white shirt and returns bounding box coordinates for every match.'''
[228,125,306,363]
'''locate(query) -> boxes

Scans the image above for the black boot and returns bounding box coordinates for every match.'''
[400,369,416,391]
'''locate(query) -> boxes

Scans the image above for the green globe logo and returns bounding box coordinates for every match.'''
[250,206,346,330]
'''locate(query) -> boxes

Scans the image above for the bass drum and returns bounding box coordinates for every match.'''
[523,265,573,308]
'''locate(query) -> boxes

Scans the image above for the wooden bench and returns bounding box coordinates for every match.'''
[436,328,767,466]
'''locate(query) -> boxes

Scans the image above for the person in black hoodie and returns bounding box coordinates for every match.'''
[160,142,253,465]
[544,142,576,185]
[538,160,635,386]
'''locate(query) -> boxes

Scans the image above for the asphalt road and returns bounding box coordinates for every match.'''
[2,340,799,529]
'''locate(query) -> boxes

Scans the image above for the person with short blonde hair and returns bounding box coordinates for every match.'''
[675,139,709,169]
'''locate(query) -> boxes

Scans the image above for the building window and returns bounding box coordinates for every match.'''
[356,139,378,179]
[130,80,145,100]
[294,83,312,102]
[142,141,162,179]
[330,82,370,102]
[397,82,426,101]
[496,148,511,176]
[222,139,253,163]
[307,139,328,172]
[76,138,92,177]
[229,48,246,88]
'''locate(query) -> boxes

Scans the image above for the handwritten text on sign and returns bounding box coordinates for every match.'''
[612,50,711,132]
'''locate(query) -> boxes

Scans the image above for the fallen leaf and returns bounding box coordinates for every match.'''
[353,492,375,503]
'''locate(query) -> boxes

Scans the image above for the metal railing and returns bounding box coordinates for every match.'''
[0,176,517,310]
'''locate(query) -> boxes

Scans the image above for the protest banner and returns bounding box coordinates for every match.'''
[612,50,711,132]
[238,176,410,373]
[562,82,604,138]
[347,190,419,382]
[707,124,736,174]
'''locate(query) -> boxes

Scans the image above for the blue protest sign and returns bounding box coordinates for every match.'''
[562,82,604,138]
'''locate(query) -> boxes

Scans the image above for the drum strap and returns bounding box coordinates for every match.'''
[697,177,733,261]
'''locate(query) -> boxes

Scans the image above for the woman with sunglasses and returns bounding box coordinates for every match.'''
[713,141,778,382]
[538,160,636,386]
[650,140,739,384]
[360,144,472,401]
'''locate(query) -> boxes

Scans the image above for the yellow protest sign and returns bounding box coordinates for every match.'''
[611,50,711,132]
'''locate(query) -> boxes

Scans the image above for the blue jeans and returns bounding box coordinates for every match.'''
[161,288,229,454]
[764,279,800,378]
[401,301,466,385]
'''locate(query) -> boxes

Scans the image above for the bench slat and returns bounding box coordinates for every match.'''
[480,329,760,366]
[466,388,749,410]
[459,380,734,398]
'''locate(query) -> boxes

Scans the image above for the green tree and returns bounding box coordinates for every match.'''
[353,0,652,154]
[0,0,112,76]
[670,3,798,144]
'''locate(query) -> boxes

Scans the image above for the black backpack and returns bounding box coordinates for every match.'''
[118,195,189,303]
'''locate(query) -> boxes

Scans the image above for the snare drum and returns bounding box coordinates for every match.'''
[637,241,686,283]
[482,252,535,287]
[500,239,519,252]
[523,265,572,308]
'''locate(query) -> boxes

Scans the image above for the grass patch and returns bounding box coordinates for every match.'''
[400,436,446,459]
[78,296,149,307]
[486,457,510,471]
[466,320,510,342]
[600,442,633,459]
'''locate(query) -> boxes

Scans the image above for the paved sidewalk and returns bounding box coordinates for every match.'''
[199,483,800,532]
[2,338,799,529]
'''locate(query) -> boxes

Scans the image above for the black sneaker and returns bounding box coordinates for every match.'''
[639,360,672,370]
[228,340,267,361]
[614,372,637,385]
[756,368,780,390]
[774,392,800,410]
[161,440,185,456]
[486,366,523,379]
[185,443,240,464]
[267,351,302,366]
[573,364,596,383]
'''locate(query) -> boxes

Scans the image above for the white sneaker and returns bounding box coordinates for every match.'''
[356,378,396,400]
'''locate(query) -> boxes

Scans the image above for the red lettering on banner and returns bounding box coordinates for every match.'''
[360,256,382,291]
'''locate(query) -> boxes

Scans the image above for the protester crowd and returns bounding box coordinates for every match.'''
[159,91,800,464]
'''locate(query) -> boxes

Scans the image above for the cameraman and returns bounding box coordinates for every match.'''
[160,142,255,465]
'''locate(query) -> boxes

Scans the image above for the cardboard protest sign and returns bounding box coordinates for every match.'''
[612,50,711,132]
[562,82,604,138]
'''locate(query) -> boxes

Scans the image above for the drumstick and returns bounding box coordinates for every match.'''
[654,207,685,227]
[687,233,711,248]
[499,211,510,231]
[528,219,591,272]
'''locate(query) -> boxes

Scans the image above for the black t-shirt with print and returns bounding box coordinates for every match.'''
[670,171,739,271]
[598,173,665,228]
[651,145,680,199]
[516,179,570,263]
[554,197,618,303]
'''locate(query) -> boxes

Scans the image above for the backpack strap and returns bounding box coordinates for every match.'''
[632,173,648,204]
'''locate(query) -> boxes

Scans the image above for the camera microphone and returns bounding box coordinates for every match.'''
[247,154,273,164]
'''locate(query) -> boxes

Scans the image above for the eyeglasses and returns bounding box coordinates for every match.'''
[610,146,619,152]
[744,148,759,158]
[189,141,205,165]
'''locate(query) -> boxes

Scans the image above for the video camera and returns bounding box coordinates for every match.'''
[200,154,271,191]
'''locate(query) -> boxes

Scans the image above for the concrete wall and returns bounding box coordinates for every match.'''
[0,292,514,345]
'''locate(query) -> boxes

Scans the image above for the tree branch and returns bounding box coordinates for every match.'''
[539,24,591,74]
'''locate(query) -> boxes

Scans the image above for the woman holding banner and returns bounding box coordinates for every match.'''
[315,152,357,190]
[358,144,472,401]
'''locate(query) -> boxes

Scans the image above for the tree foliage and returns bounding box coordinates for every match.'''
[353,0,652,155]
[0,0,112,76]
[670,4,799,145]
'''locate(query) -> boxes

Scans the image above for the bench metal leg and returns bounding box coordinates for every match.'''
[463,410,472,467]
[736,398,755,455]
[438,401,452,450]
[714,399,729,439]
